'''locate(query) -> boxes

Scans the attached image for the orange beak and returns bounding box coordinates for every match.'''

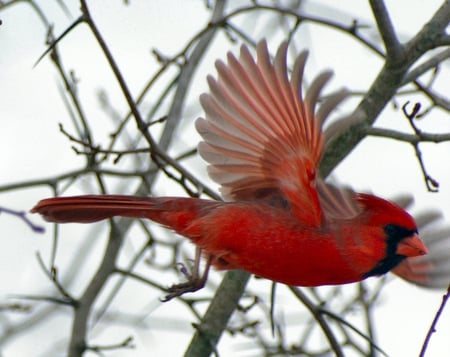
[396,233,428,257]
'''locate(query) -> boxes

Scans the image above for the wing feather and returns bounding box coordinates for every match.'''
[197,40,351,225]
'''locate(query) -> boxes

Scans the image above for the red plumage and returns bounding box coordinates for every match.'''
[32,40,448,298]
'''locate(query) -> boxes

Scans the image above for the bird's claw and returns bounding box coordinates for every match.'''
[161,256,212,302]
[176,262,191,279]
[161,277,206,302]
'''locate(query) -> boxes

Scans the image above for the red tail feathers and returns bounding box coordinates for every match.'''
[31,195,219,233]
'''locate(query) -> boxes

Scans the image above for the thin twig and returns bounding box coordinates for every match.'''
[35,252,77,306]
[402,48,450,85]
[0,206,44,233]
[33,15,85,67]
[420,285,450,357]
[87,336,135,353]
[320,308,388,357]
[289,286,345,357]
[402,101,440,192]
[366,127,450,144]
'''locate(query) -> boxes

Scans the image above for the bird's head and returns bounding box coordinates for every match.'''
[356,193,428,277]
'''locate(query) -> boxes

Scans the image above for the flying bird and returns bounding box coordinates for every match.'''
[32,41,449,300]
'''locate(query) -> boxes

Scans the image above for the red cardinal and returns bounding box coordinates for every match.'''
[32,41,448,300]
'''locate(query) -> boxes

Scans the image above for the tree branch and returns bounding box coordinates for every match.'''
[366,127,450,143]
[320,0,450,177]
[369,0,402,61]
[402,48,450,85]
[420,285,450,357]
[67,222,123,357]
[289,287,344,357]
[184,270,250,357]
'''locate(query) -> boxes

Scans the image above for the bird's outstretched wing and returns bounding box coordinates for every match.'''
[196,40,351,227]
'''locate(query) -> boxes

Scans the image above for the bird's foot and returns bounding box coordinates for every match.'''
[161,273,207,302]
[161,253,212,302]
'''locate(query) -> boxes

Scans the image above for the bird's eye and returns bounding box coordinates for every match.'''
[384,224,417,243]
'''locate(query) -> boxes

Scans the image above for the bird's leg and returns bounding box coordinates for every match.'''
[162,247,212,302]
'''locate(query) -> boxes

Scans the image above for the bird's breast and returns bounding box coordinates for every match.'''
[188,203,367,287]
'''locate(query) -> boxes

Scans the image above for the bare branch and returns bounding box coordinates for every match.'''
[402,48,450,85]
[322,0,450,176]
[184,270,250,357]
[366,127,450,144]
[414,79,450,111]
[369,0,402,61]
[402,102,440,192]
[289,286,345,357]
[35,252,77,306]
[68,222,123,357]
[420,285,450,357]
[86,336,135,354]
[33,16,84,67]
[0,206,44,233]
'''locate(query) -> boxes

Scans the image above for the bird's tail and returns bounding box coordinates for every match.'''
[31,195,218,233]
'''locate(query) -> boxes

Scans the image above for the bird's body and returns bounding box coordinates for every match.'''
[32,191,424,288]
[32,40,448,297]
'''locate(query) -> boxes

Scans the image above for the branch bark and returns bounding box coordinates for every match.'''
[320,0,450,177]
